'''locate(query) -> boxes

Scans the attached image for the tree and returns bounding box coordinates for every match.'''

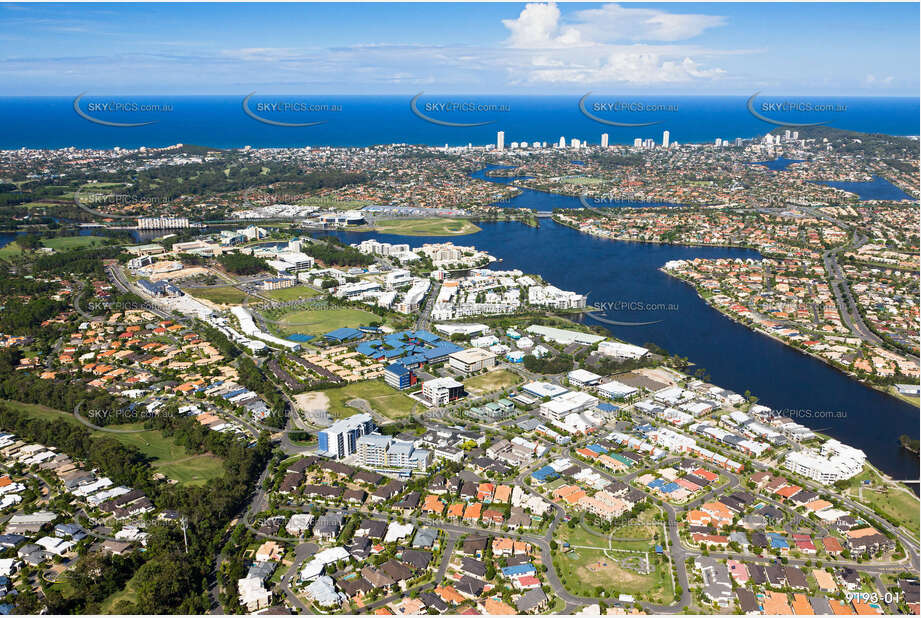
[135,556,204,614]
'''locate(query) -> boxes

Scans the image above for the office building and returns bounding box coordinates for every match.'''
[448,348,497,373]
[422,377,465,405]
[318,413,376,459]
[357,433,431,472]
[384,364,417,390]
[137,217,189,230]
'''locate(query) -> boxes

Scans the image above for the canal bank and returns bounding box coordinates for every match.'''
[319,195,918,484]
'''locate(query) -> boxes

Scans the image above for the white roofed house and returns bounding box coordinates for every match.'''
[304,575,347,608]
[238,577,272,612]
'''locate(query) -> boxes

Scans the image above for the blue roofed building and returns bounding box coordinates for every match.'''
[766,532,789,551]
[383,364,417,390]
[501,563,536,578]
[323,327,364,342]
[531,466,559,483]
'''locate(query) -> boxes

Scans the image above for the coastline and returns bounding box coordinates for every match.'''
[550,214,918,407]
[660,266,917,407]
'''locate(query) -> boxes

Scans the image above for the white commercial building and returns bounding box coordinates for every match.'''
[597,340,649,359]
[783,439,866,484]
[567,369,601,387]
[448,348,497,373]
[422,377,465,405]
[524,325,605,346]
[540,390,599,422]
[597,380,638,400]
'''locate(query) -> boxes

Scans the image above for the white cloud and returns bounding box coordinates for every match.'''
[500,2,729,85]
[502,2,583,48]
[519,49,726,85]
[865,74,894,86]
[571,4,727,43]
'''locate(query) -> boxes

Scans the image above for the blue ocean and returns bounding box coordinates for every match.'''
[1,95,918,150]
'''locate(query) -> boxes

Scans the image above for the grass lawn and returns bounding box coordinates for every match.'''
[3,400,224,486]
[269,306,383,337]
[43,235,108,250]
[263,285,321,302]
[848,467,920,535]
[2,236,109,259]
[99,573,139,613]
[373,218,481,236]
[320,381,416,420]
[889,386,920,406]
[463,368,522,395]
[553,521,674,604]
[0,241,24,259]
[187,285,254,306]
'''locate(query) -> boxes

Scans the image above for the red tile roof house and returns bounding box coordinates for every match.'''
[691,533,729,547]
[792,534,817,554]
[822,536,844,555]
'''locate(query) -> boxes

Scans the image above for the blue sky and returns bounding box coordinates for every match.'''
[1,2,918,95]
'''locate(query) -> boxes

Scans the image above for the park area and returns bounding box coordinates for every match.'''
[373,218,481,236]
[0,235,108,259]
[262,285,320,302]
[4,400,224,486]
[319,381,416,421]
[552,513,675,605]
[187,285,255,306]
[268,306,384,337]
[848,467,920,536]
[462,368,522,395]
